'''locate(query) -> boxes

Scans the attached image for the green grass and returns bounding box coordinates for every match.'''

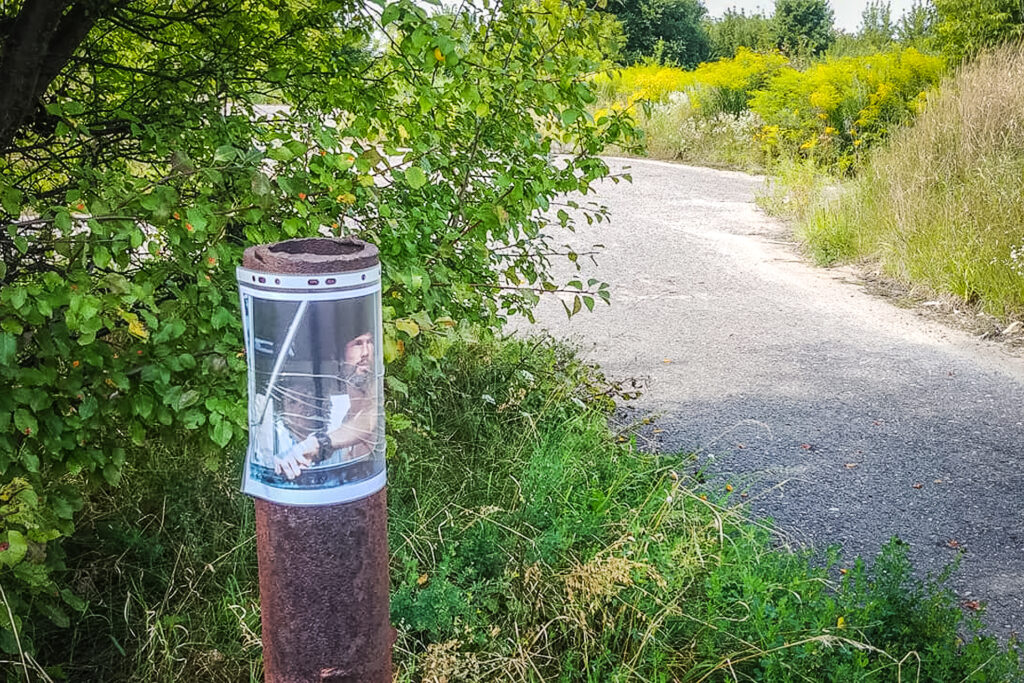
[23,336,1024,681]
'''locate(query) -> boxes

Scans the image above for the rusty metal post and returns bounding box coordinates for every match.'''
[239,237,392,683]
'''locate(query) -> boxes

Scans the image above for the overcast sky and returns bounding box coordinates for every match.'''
[702,0,923,34]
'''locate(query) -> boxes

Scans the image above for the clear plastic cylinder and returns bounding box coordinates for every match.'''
[237,265,385,505]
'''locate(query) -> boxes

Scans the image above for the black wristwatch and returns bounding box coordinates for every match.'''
[313,430,334,462]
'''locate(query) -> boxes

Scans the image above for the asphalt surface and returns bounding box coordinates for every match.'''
[519,156,1024,638]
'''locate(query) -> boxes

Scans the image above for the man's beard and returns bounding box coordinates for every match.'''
[341,362,372,390]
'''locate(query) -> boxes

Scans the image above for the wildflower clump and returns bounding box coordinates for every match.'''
[690,47,788,117]
[749,48,945,171]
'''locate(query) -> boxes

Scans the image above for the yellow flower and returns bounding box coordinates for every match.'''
[824,127,837,135]
[837,616,846,630]
[433,47,445,63]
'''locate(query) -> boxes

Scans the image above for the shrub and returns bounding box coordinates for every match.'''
[773,0,836,57]
[750,47,945,171]
[708,9,776,59]
[593,64,695,104]
[690,47,789,117]
[603,0,713,68]
[936,0,1024,62]
[0,0,641,662]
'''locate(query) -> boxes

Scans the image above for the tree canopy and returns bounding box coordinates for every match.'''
[707,8,775,58]
[773,0,835,56]
[859,0,896,48]
[0,0,641,657]
[603,0,713,67]
[935,0,1024,61]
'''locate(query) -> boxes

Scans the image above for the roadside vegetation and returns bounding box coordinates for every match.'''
[3,0,1024,680]
[792,44,1024,317]
[29,337,1024,681]
[598,0,1024,322]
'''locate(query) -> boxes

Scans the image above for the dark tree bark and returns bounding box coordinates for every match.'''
[0,1,100,153]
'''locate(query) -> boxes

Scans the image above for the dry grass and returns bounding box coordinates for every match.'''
[800,42,1024,317]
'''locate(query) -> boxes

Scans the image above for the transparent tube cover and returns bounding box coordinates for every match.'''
[237,268,384,505]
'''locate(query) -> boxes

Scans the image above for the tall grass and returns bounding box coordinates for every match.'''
[24,337,1023,681]
[800,43,1024,317]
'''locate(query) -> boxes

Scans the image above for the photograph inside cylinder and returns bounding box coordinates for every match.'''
[240,290,384,503]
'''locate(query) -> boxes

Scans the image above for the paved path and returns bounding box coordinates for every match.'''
[521,157,1024,638]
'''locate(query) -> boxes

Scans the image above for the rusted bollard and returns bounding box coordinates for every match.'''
[237,237,392,682]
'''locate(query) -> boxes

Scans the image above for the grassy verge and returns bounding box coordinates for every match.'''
[786,44,1024,320]
[27,337,1024,681]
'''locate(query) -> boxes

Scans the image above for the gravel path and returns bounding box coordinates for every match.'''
[520,156,1024,638]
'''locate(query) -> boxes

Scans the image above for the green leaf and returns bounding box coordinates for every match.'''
[385,375,409,397]
[251,171,274,196]
[102,463,122,486]
[94,245,111,269]
[6,287,26,310]
[214,144,238,162]
[1,188,22,216]
[268,145,295,161]
[395,318,420,338]
[405,166,428,189]
[14,409,37,436]
[176,390,200,410]
[388,413,413,431]
[1,530,27,566]
[130,421,146,446]
[61,588,87,612]
[210,420,233,447]
[79,396,98,420]
[38,602,70,628]
[54,210,71,231]
[0,332,16,365]
[211,307,235,330]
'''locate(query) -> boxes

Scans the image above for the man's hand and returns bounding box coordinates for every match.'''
[274,436,317,480]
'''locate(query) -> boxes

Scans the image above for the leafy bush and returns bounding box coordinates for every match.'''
[0,0,641,662]
[773,0,836,57]
[708,9,777,59]
[936,0,1024,62]
[690,47,789,117]
[592,64,696,104]
[595,48,944,173]
[602,0,713,68]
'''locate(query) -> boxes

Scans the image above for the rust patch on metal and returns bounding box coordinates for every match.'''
[244,236,380,274]
[256,490,392,683]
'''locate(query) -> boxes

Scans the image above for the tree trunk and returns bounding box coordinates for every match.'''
[0,1,98,153]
